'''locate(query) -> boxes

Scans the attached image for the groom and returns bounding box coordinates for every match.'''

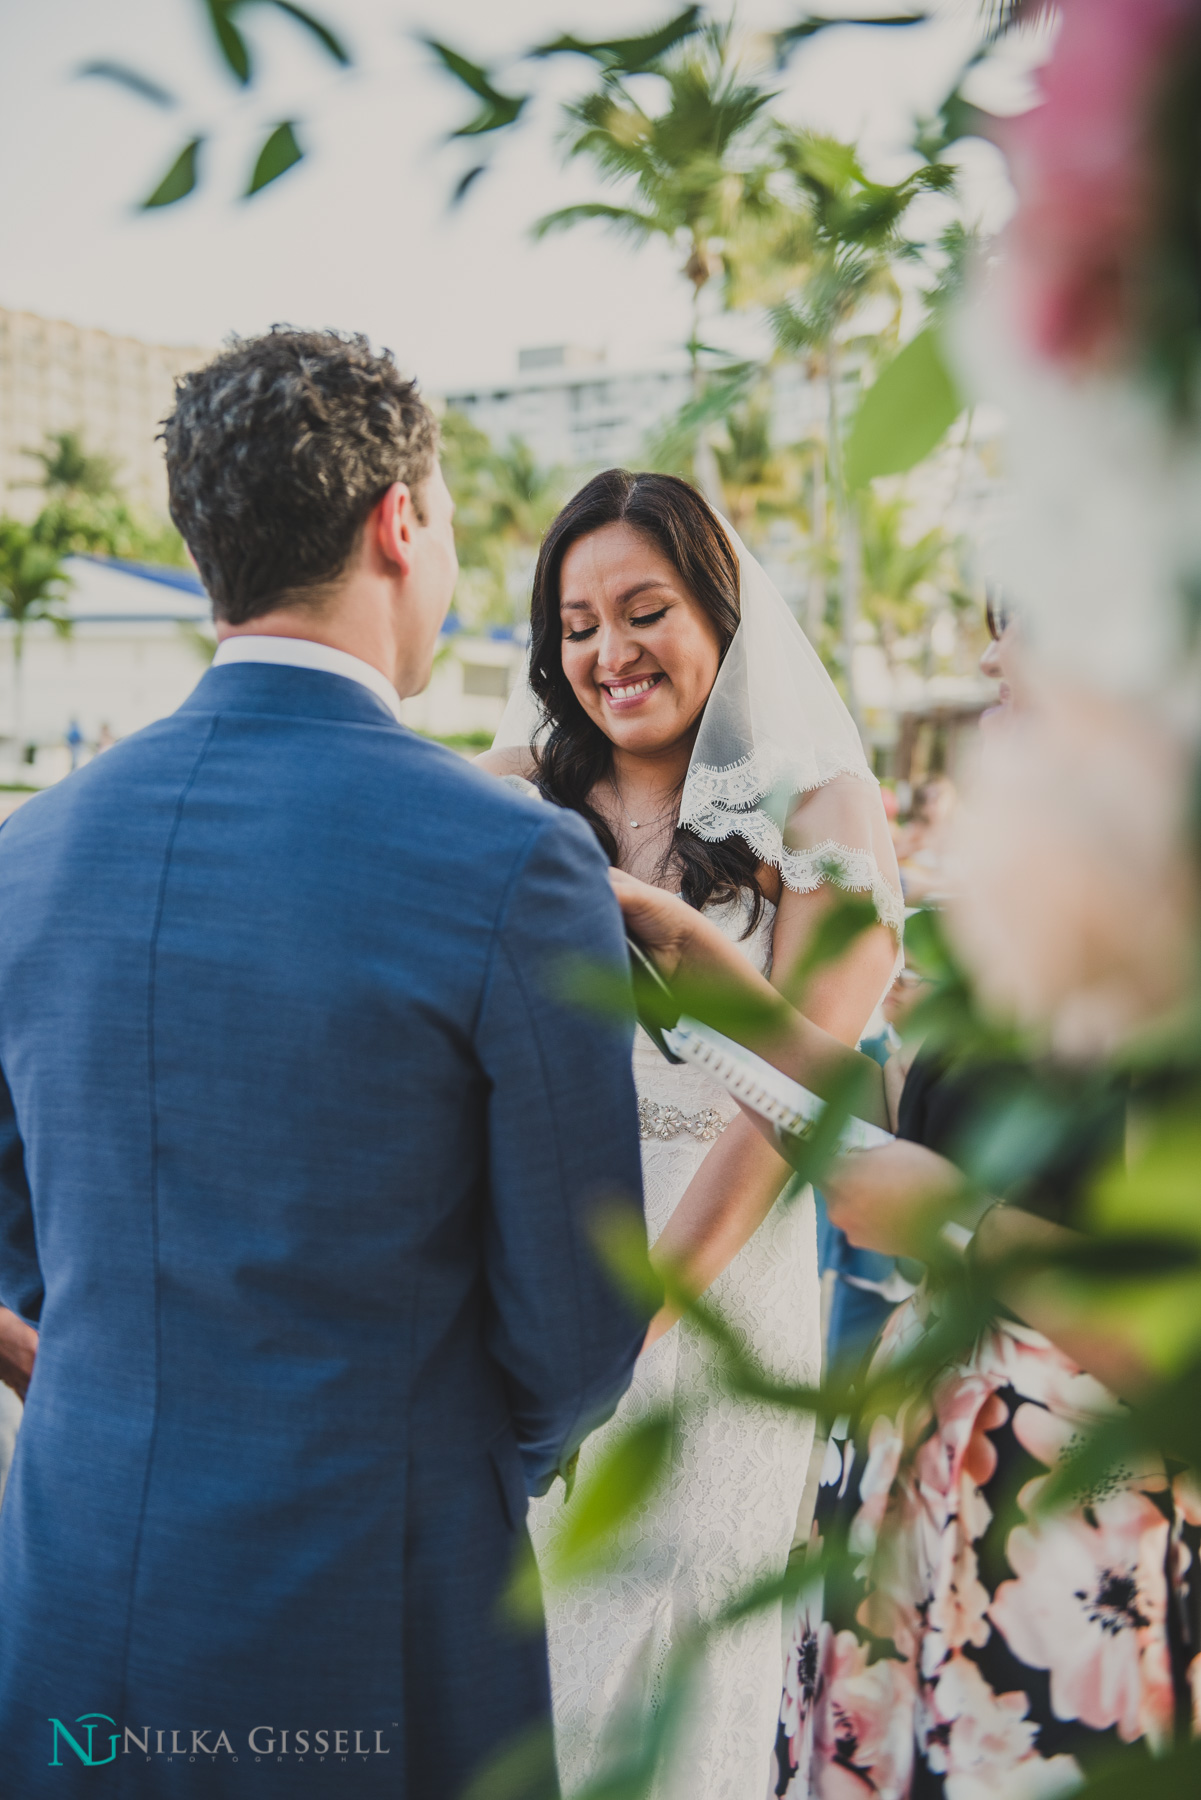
[0,328,647,1795]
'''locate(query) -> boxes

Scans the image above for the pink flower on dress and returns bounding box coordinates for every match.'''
[914,1379,1006,1527]
[989,1488,1173,1744]
[813,1627,916,1800]
[989,1322,1114,1425]
[923,1652,1083,1800]
[849,1413,905,1563]
[779,1590,823,1785]
[1172,1470,1201,1527]
[925,1532,992,1669]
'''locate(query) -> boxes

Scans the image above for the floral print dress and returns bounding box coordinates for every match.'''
[774,1293,1201,1798]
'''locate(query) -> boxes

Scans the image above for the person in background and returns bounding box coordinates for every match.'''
[815,962,927,1370]
[895,772,958,902]
[816,591,1023,1367]
[64,719,84,773]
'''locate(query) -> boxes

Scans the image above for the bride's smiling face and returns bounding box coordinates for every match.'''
[558,522,723,755]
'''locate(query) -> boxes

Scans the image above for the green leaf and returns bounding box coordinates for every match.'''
[460,1722,558,1800]
[1072,1737,1201,1800]
[245,121,304,196]
[530,7,705,74]
[775,1060,876,1189]
[590,1203,664,1319]
[844,326,963,490]
[265,0,350,65]
[76,61,177,108]
[204,0,252,84]
[422,38,528,139]
[556,950,787,1045]
[141,138,203,208]
[780,889,881,1004]
[452,164,488,205]
[546,1413,673,1583]
[1089,1115,1201,1244]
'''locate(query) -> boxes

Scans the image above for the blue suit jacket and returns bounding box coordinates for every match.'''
[0,663,646,1797]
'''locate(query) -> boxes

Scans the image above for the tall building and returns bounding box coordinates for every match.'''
[0,307,212,520]
[444,346,694,472]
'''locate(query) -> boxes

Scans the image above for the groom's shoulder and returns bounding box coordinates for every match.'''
[389,732,602,863]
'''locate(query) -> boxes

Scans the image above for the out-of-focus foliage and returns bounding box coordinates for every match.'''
[844,327,963,490]
[79,0,350,206]
[439,411,565,628]
[0,520,73,747]
[19,432,188,568]
[0,522,72,647]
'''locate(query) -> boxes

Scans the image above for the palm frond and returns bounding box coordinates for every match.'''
[532,202,666,244]
[772,13,929,69]
[530,6,704,75]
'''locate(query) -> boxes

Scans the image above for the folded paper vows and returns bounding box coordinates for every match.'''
[625,933,892,1154]
[661,1018,895,1153]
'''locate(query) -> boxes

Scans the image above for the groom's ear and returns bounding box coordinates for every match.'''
[373,482,417,579]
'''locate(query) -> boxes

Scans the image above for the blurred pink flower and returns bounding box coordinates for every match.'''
[924,1652,1083,1800]
[949,689,1199,1054]
[813,1626,916,1799]
[989,1487,1174,1745]
[849,1413,905,1561]
[1006,0,1201,367]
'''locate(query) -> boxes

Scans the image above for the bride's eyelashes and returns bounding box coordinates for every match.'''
[563,606,671,644]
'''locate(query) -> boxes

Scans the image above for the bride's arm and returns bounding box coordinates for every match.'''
[613,870,890,1126]
[640,881,897,1348]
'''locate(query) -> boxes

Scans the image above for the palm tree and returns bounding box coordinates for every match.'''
[483,435,567,624]
[711,396,805,544]
[726,131,953,724]
[0,521,72,761]
[534,21,776,501]
[486,435,565,550]
[439,413,564,627]
[26,429,120,501]
[858,491,956,678]
[22,428,188,566]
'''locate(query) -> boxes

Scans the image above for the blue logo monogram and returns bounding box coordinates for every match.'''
[48,1714,120,1767]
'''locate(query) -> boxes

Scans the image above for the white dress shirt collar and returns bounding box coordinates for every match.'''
[211,635,404,723]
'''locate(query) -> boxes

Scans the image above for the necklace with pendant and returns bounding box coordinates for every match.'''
[608,773,672,837]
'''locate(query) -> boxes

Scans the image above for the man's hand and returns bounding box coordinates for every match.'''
[823,1140,964,1258]
[0,1306,36,1401]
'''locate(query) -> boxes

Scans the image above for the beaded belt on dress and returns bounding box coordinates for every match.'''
[639,1096,729,1143]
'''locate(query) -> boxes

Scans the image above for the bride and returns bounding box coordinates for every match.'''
[479,469,901,1799]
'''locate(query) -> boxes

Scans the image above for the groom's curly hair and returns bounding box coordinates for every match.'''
[162,327,439,623]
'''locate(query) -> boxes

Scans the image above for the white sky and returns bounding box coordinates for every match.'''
[0,1,1040,391]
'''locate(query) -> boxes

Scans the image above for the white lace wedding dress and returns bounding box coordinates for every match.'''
[528,891,820,1800]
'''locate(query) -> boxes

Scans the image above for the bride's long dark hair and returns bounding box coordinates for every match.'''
[528,468,765,923]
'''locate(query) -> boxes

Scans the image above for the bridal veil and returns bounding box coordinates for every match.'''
[492,509,904,936]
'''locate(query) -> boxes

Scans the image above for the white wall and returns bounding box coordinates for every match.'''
[0,619,212,768]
